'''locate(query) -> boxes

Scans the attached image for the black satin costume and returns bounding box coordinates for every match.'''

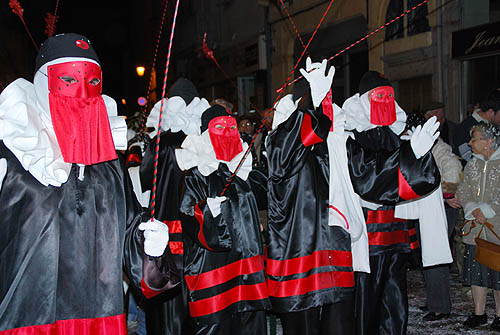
[346,127,440,335]
[139,130,193,335]
[265,102,355,335]
[179,165,271,335]
[0,141,178,334]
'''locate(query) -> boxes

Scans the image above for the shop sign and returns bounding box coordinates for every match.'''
[453,21,500,59]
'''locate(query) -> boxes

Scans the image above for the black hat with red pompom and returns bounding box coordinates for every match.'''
[35,33,100,73]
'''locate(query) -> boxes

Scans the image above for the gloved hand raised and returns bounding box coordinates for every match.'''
[410,116,440,159]
[139,218,169,257]
[299,57,335,108]
[207,196,227,217]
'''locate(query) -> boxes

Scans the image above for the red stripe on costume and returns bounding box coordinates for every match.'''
[321,89,334,132]
[164,220,182,233]
[188,282,268,317]
[398,167,420,200]
[0,314,126,335]
[267,271,354,298]
[367,230,410,246]
[366,210,406,224]
[408,228,419,249]
[141,278,162,298]
[300,113,323,147]
[169,241,183,254]
[265,250,352,277]
[194,203,215,251]
[185,255,264,291]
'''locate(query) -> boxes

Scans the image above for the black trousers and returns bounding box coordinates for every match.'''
[421,206,457,314]
[355,252,409,335]
[279,298,355,335]
[193,310,267,335]
[145,281,193,335]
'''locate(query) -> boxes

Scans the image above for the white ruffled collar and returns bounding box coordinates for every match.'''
[147,96,210,137]
[0,78,126,187]
[342,92,407,135]
[175,130,252,181]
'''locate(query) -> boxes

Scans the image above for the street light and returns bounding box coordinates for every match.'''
[136,66,145,77]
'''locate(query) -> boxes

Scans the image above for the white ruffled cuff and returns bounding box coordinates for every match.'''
[479,203,496,219]
[463,201,480,220]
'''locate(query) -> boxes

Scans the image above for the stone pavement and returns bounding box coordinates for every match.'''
[407,268,497,334]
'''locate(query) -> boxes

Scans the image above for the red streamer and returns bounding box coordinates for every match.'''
[277,0,430,93]
[214,0,431,196]
[44,0,61,37]
[9,0,39,51]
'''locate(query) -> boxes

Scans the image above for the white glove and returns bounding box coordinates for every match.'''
[400,127,414,141]
[299,57,335,108]
[206,196,227,217]
[410,116,440,159]
[0,159,6,192]
[139,218,169,257]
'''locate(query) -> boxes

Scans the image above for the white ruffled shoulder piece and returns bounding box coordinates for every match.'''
[104,94,128,151]
[342,92,407,135]
[148,96,210,136]
[0,79,126,187]
[0,78,70,187]
[272,94,300,130]
[175,130,252,181]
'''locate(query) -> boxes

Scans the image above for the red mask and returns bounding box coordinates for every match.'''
[47,61,117,165]
[369,86,396,126]
[208,116,243,162]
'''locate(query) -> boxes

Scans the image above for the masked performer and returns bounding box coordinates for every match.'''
[342,71,451,335]
[0,33,176,334]
[175,104,270,334]
[265,58,371,335]
[140,78,210,334]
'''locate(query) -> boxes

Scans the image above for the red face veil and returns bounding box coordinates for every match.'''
[208,116,243,162]
[47,61,117,165]
[369,86,396,126]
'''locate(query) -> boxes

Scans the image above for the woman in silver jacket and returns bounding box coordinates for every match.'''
[457,122,500,331]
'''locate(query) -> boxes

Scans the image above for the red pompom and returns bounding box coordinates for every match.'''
[9,0,24,19]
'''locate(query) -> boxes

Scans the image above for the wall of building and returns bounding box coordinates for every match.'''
[268,0,367,101]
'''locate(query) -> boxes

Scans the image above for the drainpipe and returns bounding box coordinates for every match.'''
[437,0,445,103]
[263,5,270,107]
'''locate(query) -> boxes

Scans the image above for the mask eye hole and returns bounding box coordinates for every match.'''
[230,125,236,130]
[89,78,101,86]
[59,76,77,84]
[389,93,394,97]
[377,93,384,98]
[215,124,224,129]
